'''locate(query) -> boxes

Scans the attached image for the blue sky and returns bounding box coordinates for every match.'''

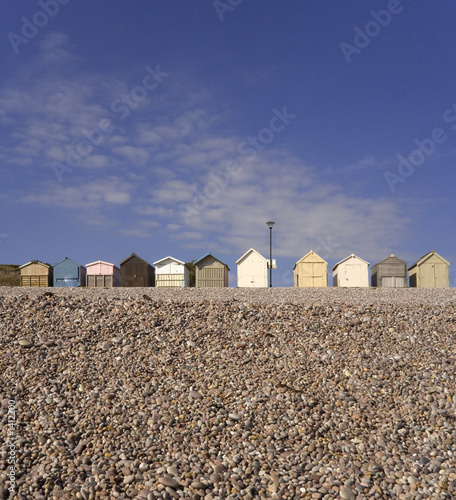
[1,0,455,286]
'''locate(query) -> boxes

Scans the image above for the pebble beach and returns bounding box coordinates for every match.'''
[1,287,456,500]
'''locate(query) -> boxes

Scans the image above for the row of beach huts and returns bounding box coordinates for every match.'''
[17,249,451,288]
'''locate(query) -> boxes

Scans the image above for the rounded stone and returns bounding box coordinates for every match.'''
[189,390,202,400]
[210,473,221,484]
[191,481,207,489]
[339,487,356,500]
[158,477,179,488]
[19,339,34,347]
[167,466,178,476]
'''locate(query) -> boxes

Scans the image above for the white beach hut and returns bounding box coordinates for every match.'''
[236,248,268,287]
[332,254,369,288]
[153,256,189,287]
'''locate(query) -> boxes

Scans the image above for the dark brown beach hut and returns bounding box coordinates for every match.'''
[119,253,155,287]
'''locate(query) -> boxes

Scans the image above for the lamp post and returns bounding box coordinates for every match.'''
[266,221,275,287]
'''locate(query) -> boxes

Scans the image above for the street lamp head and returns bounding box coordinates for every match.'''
[266,221,275,228]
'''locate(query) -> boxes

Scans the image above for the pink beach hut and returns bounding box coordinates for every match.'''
[86,260,120,288]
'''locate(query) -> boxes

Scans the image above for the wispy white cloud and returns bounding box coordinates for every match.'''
[37,31,79,66]
[113,145,149,165]
[136,127,162,145]
[151,179,196,204]
[81,154,111,169]
[75,213,116,228]
[325,155,397,174]
[135,205,175,217]
[22,176,133,209]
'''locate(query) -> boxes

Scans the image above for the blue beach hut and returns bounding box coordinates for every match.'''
[53,257,86,287]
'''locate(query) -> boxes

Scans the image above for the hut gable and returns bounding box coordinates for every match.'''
[332,254,369,288]
[153,256,189,287]
[408,250,450,288]
[236,248,268,287]
[293,250,328,288]
[195,253,229,288]
[371,254,407,288]
[119,253,155,287]
[86,260,120,288]
[20,261,52,287]
[53,257,86,287]
[154,256,186,273]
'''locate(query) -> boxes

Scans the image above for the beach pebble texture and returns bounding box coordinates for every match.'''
[1,287,456,499]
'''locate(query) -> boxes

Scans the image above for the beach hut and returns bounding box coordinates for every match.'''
[293,250,328,287]
[86,260,120,288]
[236,248,268,287]
[153,256,189,287]
[371,254,407,288]
[332,254,369,287]
[120,253,155,287]
[408,250,450,288]
[195,253,229,288]
[20,261,52,287]
[53,257,86,287]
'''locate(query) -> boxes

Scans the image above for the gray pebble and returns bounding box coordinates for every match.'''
[19,339,33,347]
[189,390,202,400]
[339,486,356,500]
[158,477,179,488]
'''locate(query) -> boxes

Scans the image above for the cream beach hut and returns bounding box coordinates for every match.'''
[408,251,449,288]
[332,254,369,288]
[293,250,328,287]
[236,248,268,287]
